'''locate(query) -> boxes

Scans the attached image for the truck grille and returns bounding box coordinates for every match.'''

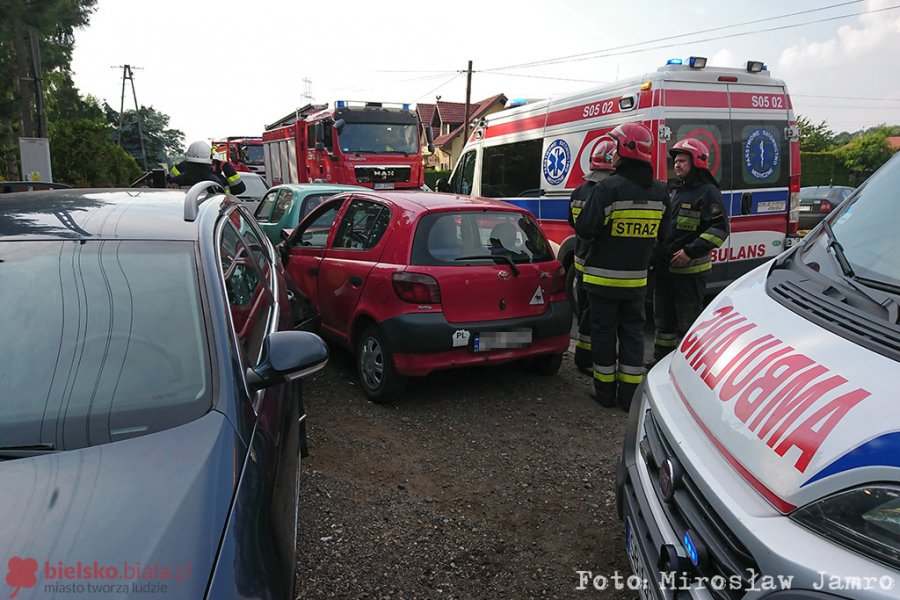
[354,166,411,184]
[639,409,759,600]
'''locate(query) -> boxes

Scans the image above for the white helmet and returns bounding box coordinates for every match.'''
[185,140,212,164]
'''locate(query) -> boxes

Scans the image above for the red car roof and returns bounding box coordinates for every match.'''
[345,191,527,214]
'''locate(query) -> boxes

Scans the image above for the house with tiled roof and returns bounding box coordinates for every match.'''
[417,94,507,170]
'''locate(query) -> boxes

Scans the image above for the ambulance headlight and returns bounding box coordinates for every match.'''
[791,485,900,570]
[746,60,765,73]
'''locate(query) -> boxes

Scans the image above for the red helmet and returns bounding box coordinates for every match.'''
[669,137,710,170]
[589,138,616,171]
[606,123,653,163]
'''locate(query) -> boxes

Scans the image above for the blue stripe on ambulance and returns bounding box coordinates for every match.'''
[723,189,788,216]
[801,431,900,487]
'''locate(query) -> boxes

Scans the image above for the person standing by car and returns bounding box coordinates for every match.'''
[168,140,227,188]
[650,137,729,365]
[569,138,616,376]
[574,124,667,409]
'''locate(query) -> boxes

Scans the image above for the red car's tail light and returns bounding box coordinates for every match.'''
[819,200,832,213]
[550,265,566,295]
[392,272,441,304]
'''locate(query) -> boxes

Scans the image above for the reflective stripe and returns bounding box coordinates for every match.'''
[593,364,615,374]
[577,333,591,343]
[171,165,181,176]
[575,340,592,350]
[678,209,701,218]
[618,372,644,384]
[227,173,241,184]
[574,261,584,272]
[618,363,645,376]
[610,209,665,220]
[676,215,700,230]
[654,337,679,347]
[594,371,616,383]
[604,200,666,217]
[670,256,712,274]
[700,232,726,247]
[583,265,648,288]
[583,274,647,288]
[583,266,648,279]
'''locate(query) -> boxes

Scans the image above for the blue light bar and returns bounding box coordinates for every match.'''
[667,58,683,65]
[682,532,699,566]
[402,103,410,110]
[336,101,346,108]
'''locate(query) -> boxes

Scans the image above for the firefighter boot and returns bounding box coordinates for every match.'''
[617,381,639,412]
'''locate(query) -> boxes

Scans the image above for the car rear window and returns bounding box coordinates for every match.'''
[0,240,212,451]
[411,210,553,266]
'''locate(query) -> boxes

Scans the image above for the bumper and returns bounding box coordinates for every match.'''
[379,300,572,377]
[616,361,899,600]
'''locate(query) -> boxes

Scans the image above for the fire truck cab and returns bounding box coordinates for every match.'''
[263,101,433,190]
[212,137,265,177]
[444,57,801,296]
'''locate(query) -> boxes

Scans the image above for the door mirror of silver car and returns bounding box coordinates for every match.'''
[245,331,329,391]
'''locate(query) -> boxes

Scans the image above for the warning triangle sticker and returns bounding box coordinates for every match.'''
[530,286,545,305]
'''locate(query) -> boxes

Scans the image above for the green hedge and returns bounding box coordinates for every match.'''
[800,152,854,187]
[424,169,451,190]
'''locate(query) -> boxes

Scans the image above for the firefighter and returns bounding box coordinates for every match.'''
[212,149,247,195]
[651,137,729,365]
[569,138,616,376]
[168,140,227,188]
[574,124,668,409]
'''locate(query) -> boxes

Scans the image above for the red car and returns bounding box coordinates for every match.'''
[279,190,572,402]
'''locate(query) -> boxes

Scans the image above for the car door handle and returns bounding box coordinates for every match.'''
[309,266,319,275]
[349,275,363,286]
[741,192,752,215]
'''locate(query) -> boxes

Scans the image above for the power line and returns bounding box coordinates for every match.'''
[482,1,884,72]
[483,72,607,84]
[414,73,464,103]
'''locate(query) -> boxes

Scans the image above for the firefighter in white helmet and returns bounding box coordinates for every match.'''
[168,141,227,188]
[211,147,246,195]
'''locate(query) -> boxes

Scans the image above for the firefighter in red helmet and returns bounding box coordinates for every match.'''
[650,137,729,365]
[574,123,668,410]
[569,138,616,375]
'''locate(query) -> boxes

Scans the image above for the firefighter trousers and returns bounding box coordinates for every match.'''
[587,288,647,409]
[652,270,706,361]
[573,271,592,372]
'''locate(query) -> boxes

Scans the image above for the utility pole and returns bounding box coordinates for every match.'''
[114,64,149,171]
[301,77,313,102]
[463,60,473,142]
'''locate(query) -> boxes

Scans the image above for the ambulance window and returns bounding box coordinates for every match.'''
[732,121,788,189]
[480,140,543,198]
[450,151,476,196]
[666,121,731,190]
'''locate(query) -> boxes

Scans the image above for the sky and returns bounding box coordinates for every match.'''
[69,0,900,149]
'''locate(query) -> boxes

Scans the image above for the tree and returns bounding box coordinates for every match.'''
[49,118,140,186]
[104,103,184,169]
[834,126,897,179]
[797,115,834,152]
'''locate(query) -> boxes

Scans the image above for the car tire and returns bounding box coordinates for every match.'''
[357,324,407,403]
[528,353,564,376]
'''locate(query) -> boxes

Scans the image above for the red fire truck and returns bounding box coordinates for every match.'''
[263,101,433,189]
[211,137,265,176]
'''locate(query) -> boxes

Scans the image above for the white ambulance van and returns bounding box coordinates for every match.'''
[617,151,900,598]
[442,57,802,297]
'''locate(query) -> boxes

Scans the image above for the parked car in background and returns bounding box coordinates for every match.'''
[798,185,854,232]
[234,170,270,213]
[254,183,367,245]
[0,182,327,599]
[279,190,572,403]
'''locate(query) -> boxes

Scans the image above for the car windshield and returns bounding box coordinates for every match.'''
[239,174,269,199]
[811,154,900,289]
[411,210,553,266]
[338,123,419,154]
[243,144,264,165]
[0,240,212,451]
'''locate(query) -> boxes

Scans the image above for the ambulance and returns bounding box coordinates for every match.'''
[617,152,900,598]
[441,57,801,297]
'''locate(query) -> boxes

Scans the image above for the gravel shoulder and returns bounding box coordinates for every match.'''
[294,346,636,599]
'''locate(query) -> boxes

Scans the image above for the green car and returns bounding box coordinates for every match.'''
[254,183,368,245]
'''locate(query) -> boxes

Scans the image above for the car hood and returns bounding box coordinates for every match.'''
[0,411,242,599]
[662,263,898,511]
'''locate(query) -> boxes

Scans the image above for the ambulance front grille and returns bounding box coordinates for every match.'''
[640,409,759,600]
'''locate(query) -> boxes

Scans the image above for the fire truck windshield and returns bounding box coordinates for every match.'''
[338,123,419,155]
[242,144,264,165]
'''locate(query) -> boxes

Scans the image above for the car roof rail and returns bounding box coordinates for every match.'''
[184,181,226,221]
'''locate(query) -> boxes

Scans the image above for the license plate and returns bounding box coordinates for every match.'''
[757,200,786,212]
[625,519,654,600]
[472,329,532,352]
[798,205,812,212]
[373,182,395,190]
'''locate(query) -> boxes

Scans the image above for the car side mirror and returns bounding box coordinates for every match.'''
[314,122,325,151]
[435,178,450,193]
[245,331,329,392]
[334,118,345,133]
[425,125,435,154]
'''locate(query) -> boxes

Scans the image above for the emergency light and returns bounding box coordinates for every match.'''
[336,101,346,108]
[666,58,683,65]
[402,103,410,110]
[688,56,707,69]
[746,60,765,73]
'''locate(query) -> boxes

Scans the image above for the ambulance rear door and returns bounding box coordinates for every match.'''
[724,80,792,284]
